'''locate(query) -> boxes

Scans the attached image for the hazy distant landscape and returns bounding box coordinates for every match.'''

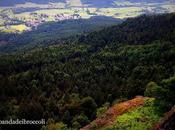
[0,0,175,33]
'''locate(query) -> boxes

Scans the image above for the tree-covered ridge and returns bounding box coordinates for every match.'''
[0,13,175,130]
[78,13,175,46]
[0,16,121,53]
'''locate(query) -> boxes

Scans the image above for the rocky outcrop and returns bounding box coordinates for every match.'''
[80,96,147,130]
[151,106,175,130]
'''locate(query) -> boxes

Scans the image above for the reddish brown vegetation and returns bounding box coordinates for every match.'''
[151,106,175,130]
[80,96,147,130]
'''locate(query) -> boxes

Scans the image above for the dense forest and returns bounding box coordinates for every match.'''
[0,13,175,130]
[78,13,175,46]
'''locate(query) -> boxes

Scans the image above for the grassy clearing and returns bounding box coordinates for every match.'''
[10,24,29,32]
[114,1,139,6]
[105,98,162,130]
[98,7,142,18]
[0,26,6,32]
[0,18,5,26]
[2,24,30,33]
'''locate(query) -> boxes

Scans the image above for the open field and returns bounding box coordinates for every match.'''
[9,24,29,32]
[1,24,30,33]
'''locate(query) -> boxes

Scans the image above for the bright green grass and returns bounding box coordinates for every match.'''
[10,24,30,32]
[0,24,30,33]
[105,98,162,130]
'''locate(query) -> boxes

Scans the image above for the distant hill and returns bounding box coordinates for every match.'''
[81,0,171,7]
[129,0,168,2]
[0,0,172,7]
[0,0,66,6]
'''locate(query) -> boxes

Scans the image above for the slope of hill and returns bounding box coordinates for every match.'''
[0,13,175,130]
[81,97,161,130]
[0,16,122,53]
[81,75,175,130]
[78,13,175,46]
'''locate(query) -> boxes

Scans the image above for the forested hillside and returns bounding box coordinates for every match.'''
[0,16,121,53]
[78,13,175,46]
[0,13,175,130]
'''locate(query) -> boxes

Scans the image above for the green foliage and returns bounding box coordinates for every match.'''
[105,98,161,130]
[145,76,175,112]
[96,102,110,117]
[72,114,90,129]
[144,82,166,98]
[41,119,69,130]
